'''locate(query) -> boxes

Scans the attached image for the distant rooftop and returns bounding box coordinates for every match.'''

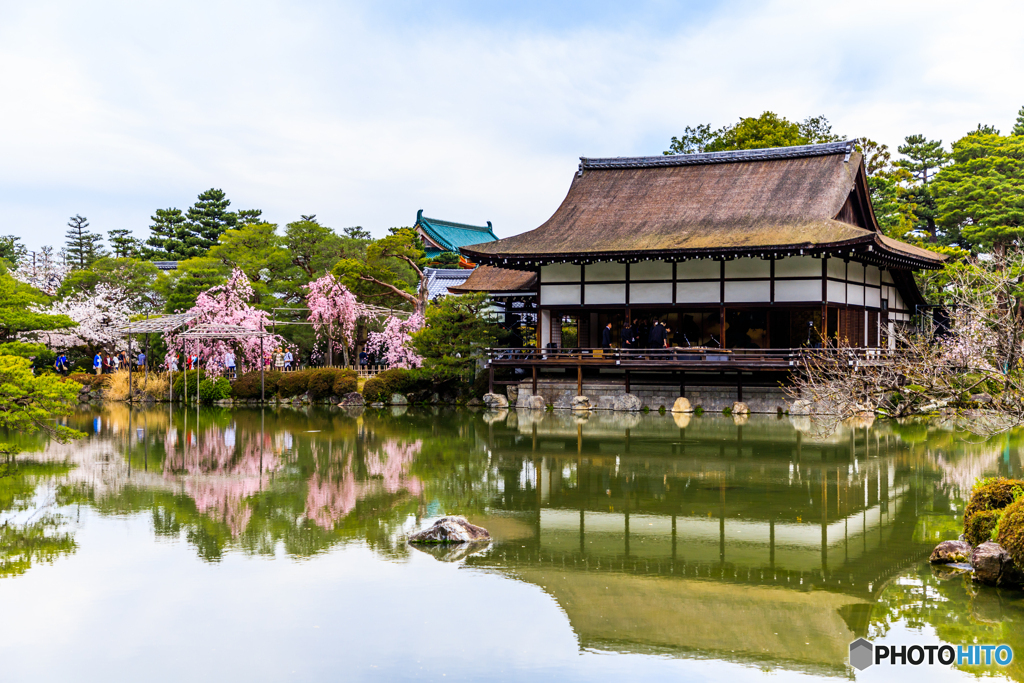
[579,140,857,171]
[422,267,473,300]
[415,209,498,256]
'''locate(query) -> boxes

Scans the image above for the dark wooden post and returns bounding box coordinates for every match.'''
[576,364,582,395]
[532,366,538,394]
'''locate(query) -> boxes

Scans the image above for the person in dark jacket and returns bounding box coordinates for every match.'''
[620,321,634,349]
[601,322,613,349]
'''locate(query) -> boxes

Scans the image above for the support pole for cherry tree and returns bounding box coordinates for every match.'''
[260,331,265,404]
[128,330,133,403]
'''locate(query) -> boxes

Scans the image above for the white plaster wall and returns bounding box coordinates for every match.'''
[585,283,626,304]
[848,262,865,283]
[629,282,673,304]
[541,263,581,283]
[826,258,846,279]
[676,259,720,280]
[882,269,894,284]
[865,265,881,286]
[541,284,581,305]
[847,283,865,306]
[725,258,770,279]
[676,281,720,303]
[866,287,881,308]
[775,279,820,302]
[775,256,821,278]
[630,260,673,280]
[827,280,846,304]
[725,280,770,302]
[540,310,551,348]
[586,261,625,281]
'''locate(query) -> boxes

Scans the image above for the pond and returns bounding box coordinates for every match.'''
[1,405,1023,682]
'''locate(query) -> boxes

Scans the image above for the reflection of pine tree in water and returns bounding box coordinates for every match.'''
[305,439,422,529]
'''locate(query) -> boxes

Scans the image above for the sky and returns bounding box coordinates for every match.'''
[1,0,1023,251]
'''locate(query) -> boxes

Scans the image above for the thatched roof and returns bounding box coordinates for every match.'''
[447,265,537,294]
[462,142,944,270]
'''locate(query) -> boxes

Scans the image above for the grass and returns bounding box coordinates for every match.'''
[103,370,169,401]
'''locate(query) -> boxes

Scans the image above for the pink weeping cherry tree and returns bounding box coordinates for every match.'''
[365,312,425,369]
[305,273,365,367]
[166,268,287,375]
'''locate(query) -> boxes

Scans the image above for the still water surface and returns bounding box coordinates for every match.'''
[1,405,1023,682]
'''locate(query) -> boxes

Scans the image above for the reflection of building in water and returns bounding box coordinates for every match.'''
[468,412,1014,676]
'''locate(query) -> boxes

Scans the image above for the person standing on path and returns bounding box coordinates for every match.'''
[274,348,285,372]
[93,352,102,375]
[284,348,293,372]
[137,351,146,372]
[225,351,236,379]
[601,322,613,349]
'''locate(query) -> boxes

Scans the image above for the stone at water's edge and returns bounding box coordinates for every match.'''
[790,399,812,415]
[526,395,546,411]
[732,401,750,415]
[930,540,972,564]
[571,395,591,410]
[970,541,1021,587]
[390,393,408,406]
[482,393,509,409]
[671,397,692,414]
[408,516,491,544]
[339,392,364,407]
[506,385,519,403]
[612,394,642,412]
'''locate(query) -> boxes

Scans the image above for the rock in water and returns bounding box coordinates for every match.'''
[612,394,642,412]
[671,397,692,414]
[482,393,509,410]
[571,395,591,410]
[526,395,546,411]
[970,541,1015,586]
[930,540,972,564]
[409,516,491,544]
[732,401,750,415]
[339,392,364,407]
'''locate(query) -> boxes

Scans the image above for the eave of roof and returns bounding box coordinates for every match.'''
[446,265,537,294]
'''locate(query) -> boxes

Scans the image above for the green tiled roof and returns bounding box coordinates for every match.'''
[415,209,498,254]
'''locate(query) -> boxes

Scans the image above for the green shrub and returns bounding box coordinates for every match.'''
[963,478,1024,522]
[172,370,206,400]
[996,498,1024,571]
[230,370,280,399]
[965,509,1002,547]
[362,368,414,403]
[277,371,309,398]
[198,377,232,403]
[332,369,358,397]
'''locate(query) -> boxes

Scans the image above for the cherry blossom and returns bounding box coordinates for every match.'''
[166,268,287,374]
[305,274,365,364]
[31,283,140,352]
[365,312,424,369]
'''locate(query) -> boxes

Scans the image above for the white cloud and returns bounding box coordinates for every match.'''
[1,0,1022,250]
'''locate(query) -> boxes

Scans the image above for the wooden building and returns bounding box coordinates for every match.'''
[462,141,943,356]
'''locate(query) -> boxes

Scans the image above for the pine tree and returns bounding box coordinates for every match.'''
[896,136,951,242]
[107,229,141,258]
[185,188,237,254]
[236,208,263,226]
[1012,106,1024,136]
[144,208,188,260]
[64,215,106,269]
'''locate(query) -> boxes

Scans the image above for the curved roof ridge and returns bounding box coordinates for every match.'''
[581,140,857,171]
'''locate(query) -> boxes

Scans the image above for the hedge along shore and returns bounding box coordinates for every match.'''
[71,366,487,407]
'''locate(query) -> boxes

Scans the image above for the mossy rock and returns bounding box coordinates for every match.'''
[963,478,1024,522]
[996,498,1024,571]
[965,509,1002,547]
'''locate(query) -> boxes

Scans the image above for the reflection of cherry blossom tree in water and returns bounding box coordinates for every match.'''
[305,438,423,529]
[163,425,279,536]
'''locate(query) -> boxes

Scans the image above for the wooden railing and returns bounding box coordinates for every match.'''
[486,346,891,369]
